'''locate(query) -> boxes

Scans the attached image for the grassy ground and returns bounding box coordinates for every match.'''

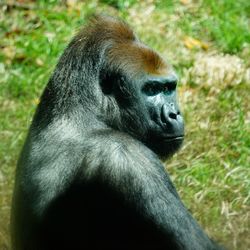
[0,0,249,249]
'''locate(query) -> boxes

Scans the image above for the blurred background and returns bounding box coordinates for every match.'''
[0,0,249,249]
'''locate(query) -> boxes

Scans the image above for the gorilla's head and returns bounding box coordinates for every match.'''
[97,16,184,158]
[47,15,184,158]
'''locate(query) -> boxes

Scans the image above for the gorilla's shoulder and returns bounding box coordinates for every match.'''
[84,128,154,158]
[80,128,161,180]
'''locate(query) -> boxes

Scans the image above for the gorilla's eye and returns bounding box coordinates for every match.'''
[163,84,172,95]
[143,83,162,96]
[143,81,174,96]
[162,84,176,95]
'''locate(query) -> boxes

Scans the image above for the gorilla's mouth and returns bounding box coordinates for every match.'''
[163,136,184,142]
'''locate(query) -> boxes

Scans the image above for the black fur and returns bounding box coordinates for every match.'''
[11,15,224,250]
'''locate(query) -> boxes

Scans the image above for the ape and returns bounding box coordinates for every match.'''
[11,15,223,250]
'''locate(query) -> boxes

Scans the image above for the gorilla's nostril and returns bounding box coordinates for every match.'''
[161,104,178,123]
[169,112,177,120]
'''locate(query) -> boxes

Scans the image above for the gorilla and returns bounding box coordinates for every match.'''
[11,15,224,250]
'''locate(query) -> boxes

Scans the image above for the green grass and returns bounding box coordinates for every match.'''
[0,0,249,249]
[158,0,250,54]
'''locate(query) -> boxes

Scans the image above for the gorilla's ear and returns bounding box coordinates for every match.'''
[100,71,123,95]
[100,70,115,95]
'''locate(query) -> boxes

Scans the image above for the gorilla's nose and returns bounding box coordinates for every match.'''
[161,104,180,123]
[160,104,184,137]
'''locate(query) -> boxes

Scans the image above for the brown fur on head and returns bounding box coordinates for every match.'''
[72,14,170,78]
[108,42,168,77]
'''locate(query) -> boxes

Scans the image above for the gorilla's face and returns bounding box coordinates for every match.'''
[101,69,184,159]
[141,73,184,158]
[101,41,184,158]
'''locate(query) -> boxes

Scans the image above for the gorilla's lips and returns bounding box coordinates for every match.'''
[163,135,184,142]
